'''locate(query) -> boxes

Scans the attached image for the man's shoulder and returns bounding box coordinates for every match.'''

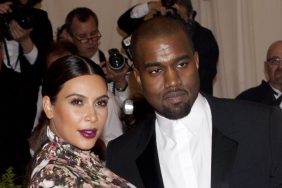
[236,80,272,101]
[206,94,275,117]
[206,95,281,139]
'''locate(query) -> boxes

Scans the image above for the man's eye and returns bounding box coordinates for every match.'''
[150,68,162,75]
[96,99,108,107]
[70,98,83,106]
[177,62,188,68]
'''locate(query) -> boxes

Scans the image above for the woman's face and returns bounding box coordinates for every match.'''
[43,75,109,151]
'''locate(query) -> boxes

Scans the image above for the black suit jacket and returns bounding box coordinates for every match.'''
[236,80,279,106]
[106,95,282,188]
[117,6,219,95]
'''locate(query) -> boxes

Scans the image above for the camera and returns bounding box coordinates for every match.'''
[108,48,126,71]
[122,35,133,61]
[0,5,34,40]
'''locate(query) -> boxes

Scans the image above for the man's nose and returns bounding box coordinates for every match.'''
[164,68,181,88]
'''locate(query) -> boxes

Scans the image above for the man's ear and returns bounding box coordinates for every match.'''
[264,61,270,80]
[194,52,199,69]
[42,96,54,119]
[133,67,142,90]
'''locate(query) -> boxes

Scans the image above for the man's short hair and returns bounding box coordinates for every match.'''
[130,16,194,68]
[65,7,98,34]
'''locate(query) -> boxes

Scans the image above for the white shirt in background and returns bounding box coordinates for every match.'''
[3,39,38,72]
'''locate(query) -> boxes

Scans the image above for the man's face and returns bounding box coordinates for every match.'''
[134,31,200,119]
[70,16,100,58]
[266,42,282,91]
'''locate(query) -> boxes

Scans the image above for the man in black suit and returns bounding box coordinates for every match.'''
[117,0,219,95]
[106,16,282,188]
[236,40,282,109]
[0,0,53,183]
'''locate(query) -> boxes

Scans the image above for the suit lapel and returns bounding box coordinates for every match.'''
[205,95,239,188]
[134,115,164,188]
[136,132,164,188]
[211,127,238,188]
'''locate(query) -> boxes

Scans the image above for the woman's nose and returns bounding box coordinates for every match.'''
[85,107,97,122]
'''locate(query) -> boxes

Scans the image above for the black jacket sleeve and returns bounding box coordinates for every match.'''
[117,5,146,35]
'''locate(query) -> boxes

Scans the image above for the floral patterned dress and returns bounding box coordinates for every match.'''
[29,127,136,188]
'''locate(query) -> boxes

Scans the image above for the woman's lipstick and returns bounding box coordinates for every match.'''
[78,129,97,139]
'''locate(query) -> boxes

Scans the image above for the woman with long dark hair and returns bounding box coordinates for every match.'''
[26,55,135,187]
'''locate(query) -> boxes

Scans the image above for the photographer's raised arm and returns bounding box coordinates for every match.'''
[118,1,172,35]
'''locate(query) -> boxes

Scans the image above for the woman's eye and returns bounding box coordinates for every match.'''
[96,99,108,107]
[70,98,83,106]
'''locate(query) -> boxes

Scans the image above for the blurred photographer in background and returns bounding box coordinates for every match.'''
[118,0,219,95]
[0,0,53,184]
[65,7,131,106]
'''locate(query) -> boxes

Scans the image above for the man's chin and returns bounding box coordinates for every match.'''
[161,105,191,120]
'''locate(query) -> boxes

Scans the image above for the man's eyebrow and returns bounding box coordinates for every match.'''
[143,54,192,68]
[143,61,161,68]
[174,54,193,62]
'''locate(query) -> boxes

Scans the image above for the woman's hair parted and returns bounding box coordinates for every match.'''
[42,55,106,104]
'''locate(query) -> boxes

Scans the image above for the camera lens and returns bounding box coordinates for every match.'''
[14,6,33,29]
[108,48,125,70]
[16,16,32,29]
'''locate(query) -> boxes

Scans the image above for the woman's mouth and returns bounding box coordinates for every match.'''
[78,129,97,139]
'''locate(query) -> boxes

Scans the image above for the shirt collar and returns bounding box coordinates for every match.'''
[156,93,211,139]
[90,50,100,65]
[270,85,282,98]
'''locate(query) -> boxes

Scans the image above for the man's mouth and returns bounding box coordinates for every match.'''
[163,90,187,104]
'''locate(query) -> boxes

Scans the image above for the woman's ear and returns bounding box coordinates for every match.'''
[42,96,54,119]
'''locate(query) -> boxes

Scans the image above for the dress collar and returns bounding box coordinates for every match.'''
[46,126,91,156]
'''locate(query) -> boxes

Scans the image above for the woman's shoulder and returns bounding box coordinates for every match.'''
[29,159,79,187]
[29,142,81,187]
[30,141,136,187]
